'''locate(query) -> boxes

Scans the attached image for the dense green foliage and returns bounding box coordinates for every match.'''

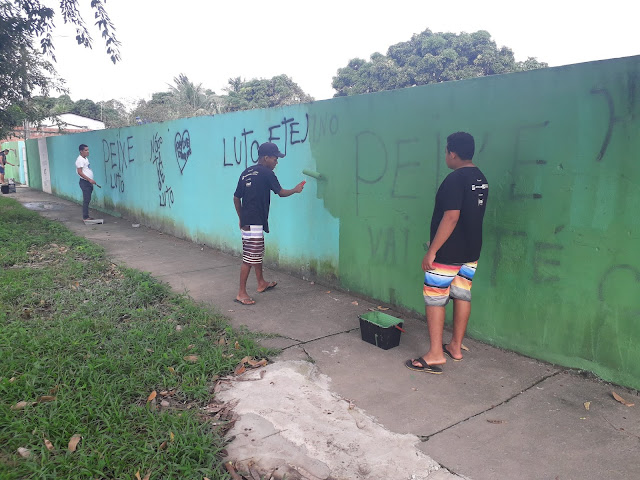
[332,29,548,96]
[131,74,314,124]
[222,74,314,112]
[0,1,120,138]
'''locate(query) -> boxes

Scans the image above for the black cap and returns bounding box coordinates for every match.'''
[258,142,285,158]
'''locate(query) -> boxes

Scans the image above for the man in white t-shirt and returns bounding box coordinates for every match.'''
[75,144,96,220]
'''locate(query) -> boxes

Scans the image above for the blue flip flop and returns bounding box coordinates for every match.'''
[405,358,443,374]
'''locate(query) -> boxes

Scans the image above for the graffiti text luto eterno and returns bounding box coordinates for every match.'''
[223,114,310,168]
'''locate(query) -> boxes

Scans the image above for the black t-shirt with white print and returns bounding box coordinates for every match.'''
[430,166,488,264]
[234,164,282,233]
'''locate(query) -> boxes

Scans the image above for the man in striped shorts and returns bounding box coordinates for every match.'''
[406,132,489,374]
[233,142,305,305]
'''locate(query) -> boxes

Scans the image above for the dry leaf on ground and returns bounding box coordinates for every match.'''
[147,390,157,403]
[183,355,199,363]
[584,401,591,411]
[37,395,56,403]
[135,472,141,480]
[234,341,240,350]
[44,438,54,451]
[11,401,32,410]
[612,391,635,407]
[167,366,175,374]
[377,306,389,310]
[159,441,167,450]
[170,431,175,442]
[486,419,505,424]
[17,447,31,458]
[68,434,82,452]
[234,364,246,375]
[461,344,470,351]
[49,385,59,394]
[142,472,151,480]
[351,301,359,306]
[247,359,267,368]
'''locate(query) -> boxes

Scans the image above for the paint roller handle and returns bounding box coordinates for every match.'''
[395,325,406,333]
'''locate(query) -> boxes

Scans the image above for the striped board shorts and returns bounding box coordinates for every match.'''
[423,261,478,306]
[242,225,265,265]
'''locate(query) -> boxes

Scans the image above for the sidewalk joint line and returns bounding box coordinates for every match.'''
[154,263,237,277]
[419,369,564,442]
[281,328,361,351]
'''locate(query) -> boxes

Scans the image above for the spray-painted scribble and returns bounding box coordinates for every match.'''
[150,132,173,208]
[150,133,164,190]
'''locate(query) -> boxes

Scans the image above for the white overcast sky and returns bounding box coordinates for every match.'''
[47,0,639,107]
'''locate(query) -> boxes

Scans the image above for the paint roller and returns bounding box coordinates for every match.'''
[302,169,326,181]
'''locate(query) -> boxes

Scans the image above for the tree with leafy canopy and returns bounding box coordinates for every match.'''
[0,0,120,139]
[130,92,178,125]
[168,74,221,116]
[222,75,313,112]
[131,74,221,124]
[332,29,547,97]
[132,74,313,123]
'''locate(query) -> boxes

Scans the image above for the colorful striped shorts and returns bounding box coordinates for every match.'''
[241,225,265,265]
[423,261,478,306]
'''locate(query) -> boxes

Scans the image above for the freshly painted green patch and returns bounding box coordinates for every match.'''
[25,139,42,190]
[0,198,273,479]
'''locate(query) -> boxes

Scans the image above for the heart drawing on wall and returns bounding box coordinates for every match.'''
[175,130,192,174]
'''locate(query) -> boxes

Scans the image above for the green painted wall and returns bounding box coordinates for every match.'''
[27,55,640,389]
[25,139,42,190]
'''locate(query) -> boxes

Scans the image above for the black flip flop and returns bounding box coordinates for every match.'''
[258,282,277,293]
[443,344,463,361]
[404,358,443,374]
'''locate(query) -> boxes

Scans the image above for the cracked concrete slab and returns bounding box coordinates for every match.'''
[300,321,559,435]
[216,361,461,480]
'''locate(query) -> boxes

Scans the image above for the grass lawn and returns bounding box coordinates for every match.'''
[0,197,272,479]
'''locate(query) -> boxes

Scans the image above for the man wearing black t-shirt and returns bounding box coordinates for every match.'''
[233,142,305,305]
[406,132,489,374]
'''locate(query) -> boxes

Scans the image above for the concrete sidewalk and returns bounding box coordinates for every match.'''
[14,186,640,480]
